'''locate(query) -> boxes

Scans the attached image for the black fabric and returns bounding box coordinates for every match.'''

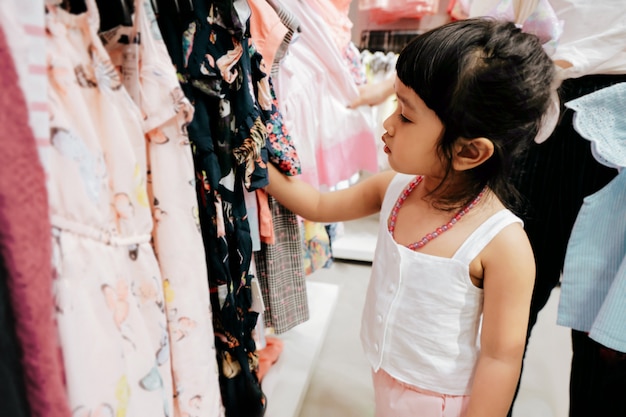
[569,330,626,417]
[156,1,267,415]
[95,0,134,32]
[0,255,30,417]
[506,73,626,416]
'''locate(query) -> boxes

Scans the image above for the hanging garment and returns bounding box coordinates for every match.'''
[263,77,302,177]
[358,0,439,24]
[558,83,626,353]
[0,254,30,417]
[558,169,626,352]
[274,0,378,189]
[254,196,309,334]
[248,0,303,178]
[0,0,50,153]
[304,0,366,85]
[46,3,175,415]
[264,0,300,79]
[306,0,353,53]
[248,0,288,72]
[156,1,270,415]
[100,1,225,416]
[0,22,71,417]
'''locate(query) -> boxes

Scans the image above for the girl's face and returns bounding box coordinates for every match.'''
[382,78,446,178]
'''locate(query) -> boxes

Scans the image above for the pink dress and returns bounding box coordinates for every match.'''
[47,2,174,415]
[275,0,378,189]
[102,1,225,415]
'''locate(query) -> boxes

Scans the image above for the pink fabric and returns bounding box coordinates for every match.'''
[248,0,288,67]
[358,0,439,24]
[100,3,226,415]
[306,0,353,52]
[275,0,378,189]
[294,129,378,188]
[372,369,470,417]
[256,189,275,244]
[46,3,177,414]
[0,25,71,417]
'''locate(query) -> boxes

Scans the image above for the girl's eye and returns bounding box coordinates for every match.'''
[399,113,411,123]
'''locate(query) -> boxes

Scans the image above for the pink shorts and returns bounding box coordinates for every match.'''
[372,369,470,417]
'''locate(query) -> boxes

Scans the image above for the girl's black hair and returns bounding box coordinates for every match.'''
[396,18,556,212]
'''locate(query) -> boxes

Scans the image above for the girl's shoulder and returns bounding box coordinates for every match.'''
[478,197,532,271]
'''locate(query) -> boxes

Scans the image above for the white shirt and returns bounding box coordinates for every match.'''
[469,0,626,79]
[360,174,522,395]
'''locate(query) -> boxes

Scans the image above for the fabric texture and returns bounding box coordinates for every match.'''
[470,0,626,78]
[557,170,626,352]
[46,2,175,415]
[101,1,226,415]
[565,82,626,169]
[557,82,626,353]
[264,81,302,177]
[372,369,470,417]
[256,336,284,381]
[0,0,49,149]
[505,73,626,417]
[568,329,626,417]
[254,196,309,334]
[358,0,439,24]
[274,0,378,189]
[266,0,300,79]
[248,0,288,71]
[361,173,522,396]
[0,255,30,417]
[301,220,333,275]
[549,0,626,79]
[155,1,270,415]
[507,74,624,340]
[0,22,71,417]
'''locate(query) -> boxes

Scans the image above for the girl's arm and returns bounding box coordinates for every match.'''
[465,223,536,417]
[265,163,395,223]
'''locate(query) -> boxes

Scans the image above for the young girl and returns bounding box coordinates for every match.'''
[267,18,555,417]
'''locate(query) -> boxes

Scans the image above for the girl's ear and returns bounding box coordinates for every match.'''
[452,137,494,171]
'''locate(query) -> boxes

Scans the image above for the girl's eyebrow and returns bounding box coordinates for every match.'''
[396,93,416,112]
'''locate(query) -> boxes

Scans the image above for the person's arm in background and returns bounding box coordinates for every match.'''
[347,75,395,108]
[347,0,513,110]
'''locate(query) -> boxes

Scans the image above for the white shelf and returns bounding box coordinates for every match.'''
[331,216,378,263]
[331,232,377,263]
[262,281,340,417]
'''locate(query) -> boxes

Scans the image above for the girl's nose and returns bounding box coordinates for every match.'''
[382,115,394,136]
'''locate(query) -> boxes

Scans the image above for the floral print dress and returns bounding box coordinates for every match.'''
[47,3,174,416]
[100,1,225,416]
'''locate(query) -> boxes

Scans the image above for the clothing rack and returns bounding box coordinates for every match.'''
[358,29,422,54]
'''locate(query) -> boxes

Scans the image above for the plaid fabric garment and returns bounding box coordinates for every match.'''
[255,196,310,334]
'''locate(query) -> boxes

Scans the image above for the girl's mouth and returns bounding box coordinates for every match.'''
[382,136,390,154]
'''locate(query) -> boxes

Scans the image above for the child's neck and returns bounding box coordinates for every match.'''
[418,175,477,213]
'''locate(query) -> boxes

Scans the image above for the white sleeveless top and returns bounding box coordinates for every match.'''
[360,174,523,395]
